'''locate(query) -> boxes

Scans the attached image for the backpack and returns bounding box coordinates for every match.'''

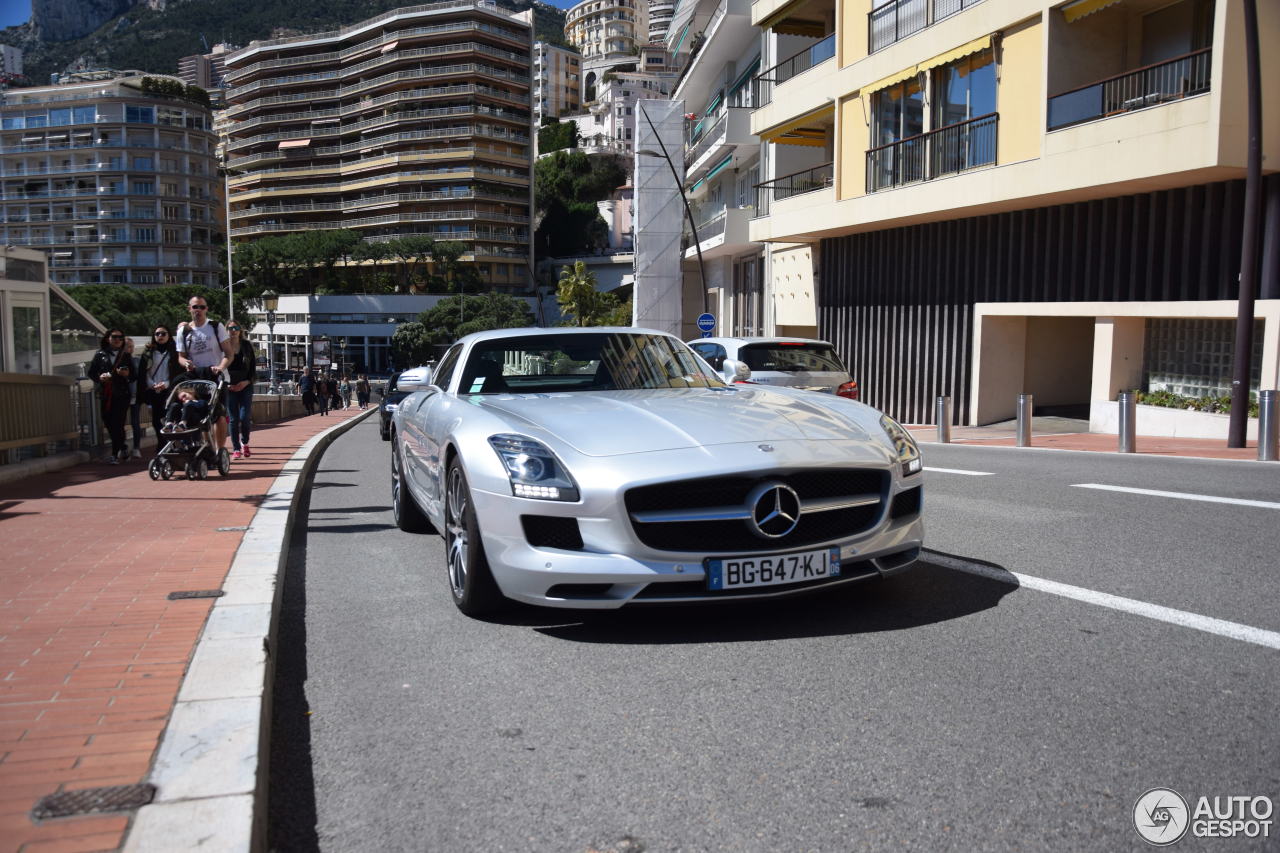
[181,321,224,362]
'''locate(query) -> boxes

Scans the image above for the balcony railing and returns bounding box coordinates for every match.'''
[869,0,984,53]
[753,163,833,215]
[752,35,835,107]
[1046,48,1211,131]
[866,112,997,193]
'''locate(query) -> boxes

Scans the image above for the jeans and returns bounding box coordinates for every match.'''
[129,399,143,449]
[102,396,128,457]
[227,386,254,450]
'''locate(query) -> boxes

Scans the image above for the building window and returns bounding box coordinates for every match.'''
[131,181,155,195]
[134,227,156,241]
[932,50,996,129]
[125,105,155,124]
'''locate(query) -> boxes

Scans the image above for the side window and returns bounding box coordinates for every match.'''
[432,345,463,391]
[693,343,727,370]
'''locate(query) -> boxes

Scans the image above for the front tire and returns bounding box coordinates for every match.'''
[445,459,503,617]
[391,435,433,533]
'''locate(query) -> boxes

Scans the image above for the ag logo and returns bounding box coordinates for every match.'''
[1134,788,1190,845]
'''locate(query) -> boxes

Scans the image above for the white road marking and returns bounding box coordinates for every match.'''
[923,467,995,476]
[926,551,1280,651]
[1072,483,1280,510]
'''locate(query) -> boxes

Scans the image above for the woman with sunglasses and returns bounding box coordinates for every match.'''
[89,329,134,464]
[138,325,182,450]
[224,321,258,459]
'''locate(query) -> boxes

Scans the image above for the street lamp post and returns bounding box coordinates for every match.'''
[262,288,279,394]
[636,104,709,318]
[339,337,348,379]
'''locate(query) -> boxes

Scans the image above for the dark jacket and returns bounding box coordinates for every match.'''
[299,373,315,394]
[137,345,182,394]
[90,346,133,405]
[227,339,258,386]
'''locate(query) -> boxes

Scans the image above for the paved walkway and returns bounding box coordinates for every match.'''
[906,416,1263,461]
[0,408,366,853]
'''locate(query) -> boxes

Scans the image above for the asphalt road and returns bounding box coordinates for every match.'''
[269,417,1280,852]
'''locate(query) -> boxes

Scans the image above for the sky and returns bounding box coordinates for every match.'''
[1,0,30,29]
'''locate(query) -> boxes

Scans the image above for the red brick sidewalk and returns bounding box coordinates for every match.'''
[906,426,1261,461]
[0,408,365,853]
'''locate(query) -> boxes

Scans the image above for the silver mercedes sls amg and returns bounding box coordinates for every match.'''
[390,327,923,616]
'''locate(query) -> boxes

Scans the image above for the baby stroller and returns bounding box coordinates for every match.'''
[148,373,232,481]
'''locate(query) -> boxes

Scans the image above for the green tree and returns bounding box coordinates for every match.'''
[417,293,535,344]
[556,261,624,327]
[537,118,577,154]
[386,235,438,293]
[534,151,626,257]
[390,322,436,369]
[64,284,248,335]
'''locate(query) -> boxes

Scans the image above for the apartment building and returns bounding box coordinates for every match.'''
[178,43,239,91]
[748,0,1279,427]
[0,45,23,77]
[221,1,534,291]
[666,0,766,335]
[534,40,582,125]
[0,72,222,287]
[649,0,677,43]
[565,0,651,100]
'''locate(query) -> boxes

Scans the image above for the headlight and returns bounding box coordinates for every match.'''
[384,402,399,413]
[488,434,580,501]
[880,414,922,477]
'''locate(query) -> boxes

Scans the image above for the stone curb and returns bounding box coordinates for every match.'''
[123,409,376,853]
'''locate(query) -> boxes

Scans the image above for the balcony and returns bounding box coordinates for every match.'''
[1047,48,1211,132]
[753,162,832,215]
[685,108,753,179]
[866,112,996,193]
[683,206,752,259]
[868,0,984,54]
[752,34,834,107]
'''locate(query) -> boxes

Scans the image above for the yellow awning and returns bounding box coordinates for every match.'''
[1061,0,1121,23]
[862,34,993,95]
[758,104,834,144]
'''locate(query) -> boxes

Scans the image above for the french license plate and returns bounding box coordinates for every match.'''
[706,547,841,591]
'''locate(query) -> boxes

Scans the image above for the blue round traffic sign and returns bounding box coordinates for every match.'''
[696,313,715,332]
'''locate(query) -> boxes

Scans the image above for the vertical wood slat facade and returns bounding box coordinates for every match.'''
[817,177,1280,425]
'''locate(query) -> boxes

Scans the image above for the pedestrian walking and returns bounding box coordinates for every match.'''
[123,336,144,460]
[138,324,182,451]
[175,295,233,450]
[300,370,316,415]
[339,375,352,409]
[356,374,370,410]
[225,321,257,459]
[316,375,330,416]
[89,329,134,464]
[329,376,342,412]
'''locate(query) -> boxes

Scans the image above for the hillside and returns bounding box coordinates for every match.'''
[1,0,570,86]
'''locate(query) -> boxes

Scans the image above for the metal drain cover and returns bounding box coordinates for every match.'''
[217,525,249,532]
[32,783,156,820]
[167,589,225,600]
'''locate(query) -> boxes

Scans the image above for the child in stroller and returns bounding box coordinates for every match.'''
[148,370,232,480]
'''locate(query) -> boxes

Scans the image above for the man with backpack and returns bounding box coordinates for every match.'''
[175,295,234,452]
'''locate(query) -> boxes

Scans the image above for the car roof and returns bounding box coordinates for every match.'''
[456,326,675,346]
[691,336,836,347]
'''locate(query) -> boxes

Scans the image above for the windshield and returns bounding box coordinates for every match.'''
[460,332,725,394]
[739,343,847,373]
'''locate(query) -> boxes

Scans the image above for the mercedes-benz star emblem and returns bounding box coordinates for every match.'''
[746,481,802,539]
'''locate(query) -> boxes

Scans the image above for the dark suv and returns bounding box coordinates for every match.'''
[378,371,412,441]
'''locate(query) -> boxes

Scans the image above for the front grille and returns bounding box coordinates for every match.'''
[889,486,921,519]
[625,469,888,553]
[546,583,612,599]
[521,515,584,550]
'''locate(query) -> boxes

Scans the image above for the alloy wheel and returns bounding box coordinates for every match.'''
[446,466,469,597]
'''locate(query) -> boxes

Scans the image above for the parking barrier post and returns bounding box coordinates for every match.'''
[1260,390,1278,462]
[936,396,951,443]
[1118,390,1137,453]
[1016,394,1033,447]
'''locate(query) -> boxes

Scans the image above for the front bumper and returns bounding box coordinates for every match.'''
[470,485,923,609]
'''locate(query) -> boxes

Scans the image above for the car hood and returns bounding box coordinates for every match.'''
[474,387,871,457]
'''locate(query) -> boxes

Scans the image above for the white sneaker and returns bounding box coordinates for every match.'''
[130,448,142,459]
[103,454,119,465]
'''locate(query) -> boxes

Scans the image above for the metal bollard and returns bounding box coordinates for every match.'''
[1260,390,1278,462]
[1016,393,1033,447]
[936,396,952,443]
[1118,390,1137,453]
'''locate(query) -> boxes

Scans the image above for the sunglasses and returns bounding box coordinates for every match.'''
[189,304,208,310]
[154,331,169,337]
[228,327,241,332]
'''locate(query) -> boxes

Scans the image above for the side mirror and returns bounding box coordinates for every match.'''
[395,365,433,392]
[721,358,751,384]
